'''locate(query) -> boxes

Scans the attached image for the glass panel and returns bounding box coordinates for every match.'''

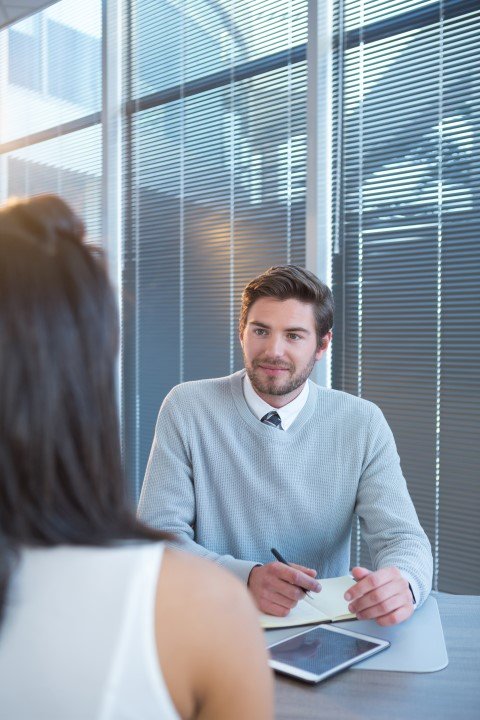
[130,0,307,98]
[0,0,102,144]
[333,0,480,592]
[123,0,308,494]
[5,124,102,241]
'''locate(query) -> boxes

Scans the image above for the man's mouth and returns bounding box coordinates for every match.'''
[257,364,291,375]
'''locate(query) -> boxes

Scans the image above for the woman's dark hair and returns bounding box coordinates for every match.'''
[0,194,167,625]
[239,265,334,348]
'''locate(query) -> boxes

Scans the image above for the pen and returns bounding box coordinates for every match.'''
[270,547,317,599]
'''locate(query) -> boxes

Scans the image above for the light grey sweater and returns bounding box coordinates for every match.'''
[138,370,433,606]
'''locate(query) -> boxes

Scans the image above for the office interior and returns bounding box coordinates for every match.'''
[0,0,478,603]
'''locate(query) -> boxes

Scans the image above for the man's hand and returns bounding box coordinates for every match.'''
[345,566,414,626]
[248,562,321,616]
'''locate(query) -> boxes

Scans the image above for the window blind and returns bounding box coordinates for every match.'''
[123,0,308,497]
[0,1,102,241]
[332,0,480,592]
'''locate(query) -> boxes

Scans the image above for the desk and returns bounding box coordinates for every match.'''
[273,593,480,720]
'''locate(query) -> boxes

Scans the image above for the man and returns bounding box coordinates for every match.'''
[138,266,432,626]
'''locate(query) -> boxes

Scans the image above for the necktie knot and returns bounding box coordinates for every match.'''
[261,410,283,430]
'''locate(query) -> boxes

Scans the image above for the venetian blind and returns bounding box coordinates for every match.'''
[122,0,308,496]
[332,0,480,592]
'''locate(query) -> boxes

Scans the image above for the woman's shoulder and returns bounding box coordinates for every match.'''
[155,548,273,720]
[157,548,258,651]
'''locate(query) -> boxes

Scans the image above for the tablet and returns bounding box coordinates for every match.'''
[268,624,390,683]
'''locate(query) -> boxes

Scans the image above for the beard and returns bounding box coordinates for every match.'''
[244,350,317,397]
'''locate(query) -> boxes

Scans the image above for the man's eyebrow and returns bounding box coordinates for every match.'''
[249,320,311,334]
[249,320,271,328]
[285,326,311,335]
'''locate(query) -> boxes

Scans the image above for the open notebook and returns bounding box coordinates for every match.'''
[260,575,356,629]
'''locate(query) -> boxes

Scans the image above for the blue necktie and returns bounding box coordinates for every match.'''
[261,410,283,430]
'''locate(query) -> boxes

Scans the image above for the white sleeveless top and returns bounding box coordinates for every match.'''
[0,542,180,720]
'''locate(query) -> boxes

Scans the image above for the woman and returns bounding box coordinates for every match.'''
[0,195,273,719]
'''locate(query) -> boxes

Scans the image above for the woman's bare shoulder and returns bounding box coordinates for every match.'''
[161,548,252,612]
[155,548,273,720]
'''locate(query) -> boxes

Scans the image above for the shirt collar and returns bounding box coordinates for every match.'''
[242,372,310,431]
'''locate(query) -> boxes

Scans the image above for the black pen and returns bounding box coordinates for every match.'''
[271,547,318,599]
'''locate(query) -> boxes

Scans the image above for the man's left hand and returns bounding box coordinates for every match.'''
[344,566,414,626]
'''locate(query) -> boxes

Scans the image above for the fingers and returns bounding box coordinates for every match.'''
[376,603,414,627]
[252,580,302,616]
[345,566,403,603]
[258,597,293,617]
[350,566,371,582]
[289,562,318,578]
[261,586,302,613]
[276,563,321,593]
[345,566,414,626]
[272,581,305,606]
[348,578,406,614]
[248,562,321,617]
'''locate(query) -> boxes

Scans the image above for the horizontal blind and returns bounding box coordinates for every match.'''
[438,7,480,593]
[332,0,480,592]
[5,126,102,240]
[0,0,102,241]
[123,0,308,497]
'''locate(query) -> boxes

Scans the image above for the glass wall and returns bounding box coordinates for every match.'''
[122,0,308,495]
[332,0,480,593]
[0,0,308,499]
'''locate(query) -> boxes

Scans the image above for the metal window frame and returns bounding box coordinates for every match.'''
[307,0,333,388]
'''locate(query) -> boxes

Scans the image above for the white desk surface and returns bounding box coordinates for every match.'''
[265,595,447,672]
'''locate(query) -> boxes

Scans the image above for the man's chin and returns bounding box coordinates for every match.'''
[256,384,288,397]
[250,374,295,397]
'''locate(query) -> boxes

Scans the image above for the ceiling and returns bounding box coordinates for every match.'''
[0,1,58,29]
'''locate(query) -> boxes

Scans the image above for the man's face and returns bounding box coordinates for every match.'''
[240,297,331,406]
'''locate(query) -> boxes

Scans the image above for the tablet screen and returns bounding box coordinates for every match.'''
[269,625,387,678]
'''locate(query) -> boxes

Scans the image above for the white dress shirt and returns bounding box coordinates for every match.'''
[242,372,310,430]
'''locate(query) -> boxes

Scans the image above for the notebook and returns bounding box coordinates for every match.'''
[260,575,356,629]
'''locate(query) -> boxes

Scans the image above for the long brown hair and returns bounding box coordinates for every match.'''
[0,195,167,625]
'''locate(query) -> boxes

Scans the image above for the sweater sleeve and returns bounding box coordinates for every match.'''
[354,404,433,607]
[137,389,259,584]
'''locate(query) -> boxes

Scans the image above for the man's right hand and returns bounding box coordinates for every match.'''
[247,562,321,616]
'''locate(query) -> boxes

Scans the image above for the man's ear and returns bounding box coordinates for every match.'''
[315,331,332,360]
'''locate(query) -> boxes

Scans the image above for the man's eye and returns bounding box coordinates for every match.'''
[288,333,301,340]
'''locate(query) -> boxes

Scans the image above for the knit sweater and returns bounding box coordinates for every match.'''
[138,370,433,606]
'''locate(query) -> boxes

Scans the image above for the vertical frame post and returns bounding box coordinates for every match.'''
[306,0,333,387]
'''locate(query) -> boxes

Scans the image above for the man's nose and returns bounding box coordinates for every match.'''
[265,334,285,357]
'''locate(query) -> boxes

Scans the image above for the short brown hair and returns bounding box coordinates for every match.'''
[239,265,334,347]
